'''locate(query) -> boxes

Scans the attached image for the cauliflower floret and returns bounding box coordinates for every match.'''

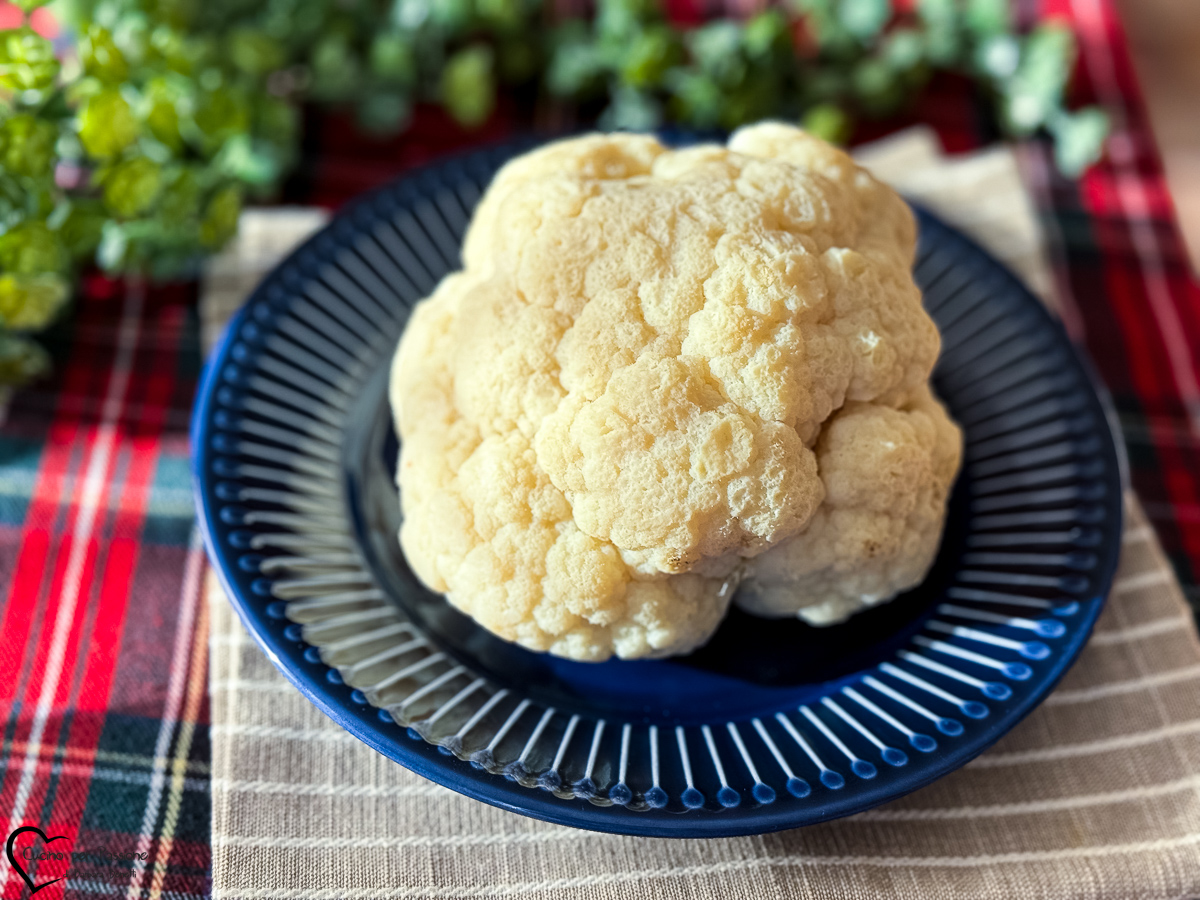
[737,386,963,624]
[390,124,958,661]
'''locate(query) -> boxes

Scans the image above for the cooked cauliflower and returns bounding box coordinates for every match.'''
[736,385,962,624]
[390,123,961,661]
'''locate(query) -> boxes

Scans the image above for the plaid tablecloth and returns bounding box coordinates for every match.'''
[1,0,1198,896]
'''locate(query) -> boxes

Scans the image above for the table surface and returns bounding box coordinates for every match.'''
[1,1,1199,898]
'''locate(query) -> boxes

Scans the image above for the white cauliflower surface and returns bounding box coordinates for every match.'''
[389,123,963,662]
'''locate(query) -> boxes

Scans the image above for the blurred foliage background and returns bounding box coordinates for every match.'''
[0,0,1108,384]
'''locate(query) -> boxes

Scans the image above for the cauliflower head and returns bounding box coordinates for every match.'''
[389,123,960,662]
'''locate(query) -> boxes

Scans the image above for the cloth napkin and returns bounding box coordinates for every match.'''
[203,131,1200,899]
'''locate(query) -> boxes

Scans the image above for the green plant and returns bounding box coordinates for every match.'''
[548,0,1107,164]
[0,0,1107,385]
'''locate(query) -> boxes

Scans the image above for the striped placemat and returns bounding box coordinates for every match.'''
[203,131,1200,899]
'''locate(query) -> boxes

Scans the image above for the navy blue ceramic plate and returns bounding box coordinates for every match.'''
[193,139,1124,837]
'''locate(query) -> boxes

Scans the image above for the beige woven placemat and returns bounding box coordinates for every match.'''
[203,132,1200,899]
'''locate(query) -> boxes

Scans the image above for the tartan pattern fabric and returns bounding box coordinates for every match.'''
[0,288,211,899]
[1030,0,1200,608]
[0,0,1197,897]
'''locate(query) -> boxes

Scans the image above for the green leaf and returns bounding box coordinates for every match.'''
[546,28,606,97]
[1002,24,1076,134]
[81,25,129,84]
[101,156,163,218]
[964,0,1010,38]
[802,101,853,144]
[623,24,683,89]
[799,67,851,106]
[883,28,925,72]
[144,77,185,152]
[229,28,287,78]
[916,0,960,65]
[440,45,495,127]
[665,69,722,128]
[720,81,779,131]
[797,0,857,58]
[369,32,416,86]
[0,220,67,274]
[96,220,128,271]
[158,168,200,228]
[213,134,282,187]
[975,33,1020,80]
[0,173,39,230]
[78,87,139,158]
[1051,106,1109,176]
[192,84,251,153]
[476,0,524,30]
[599,84,662,131]
[199,184,242,249]
[498,36,539,83]
[916,0,956,27]
[254,94,299,149]
[111,11,150,69]
[309,34,361,103]
[0,27,59,93]
[357,92,412,135]
[688,22,744,85]
[0,114,58,178]
[147,25,197,76]
[852,56,903,114]
[57,199,107,260]
[428,0,473,33]
[743,9,790,61]
[1020,24,1075,93]
[596,0,659,44]
[0,272,69,330]
[392,0,431,30]
[838,0,890,43]
[147,0,196,32]
[0,332,51,384]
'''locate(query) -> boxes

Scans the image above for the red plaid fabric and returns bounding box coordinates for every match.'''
[0,0,1195,896]
[1033,0,1200,603]
[0,285,210,899]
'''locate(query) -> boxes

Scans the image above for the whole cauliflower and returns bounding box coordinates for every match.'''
[389,123,962,661]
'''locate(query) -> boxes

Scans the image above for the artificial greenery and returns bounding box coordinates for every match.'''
[0,0,1108,384]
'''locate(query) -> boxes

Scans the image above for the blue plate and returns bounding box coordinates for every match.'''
[193,138,1124,837]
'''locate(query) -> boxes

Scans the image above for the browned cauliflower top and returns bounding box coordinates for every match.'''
[390,123,960,661]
